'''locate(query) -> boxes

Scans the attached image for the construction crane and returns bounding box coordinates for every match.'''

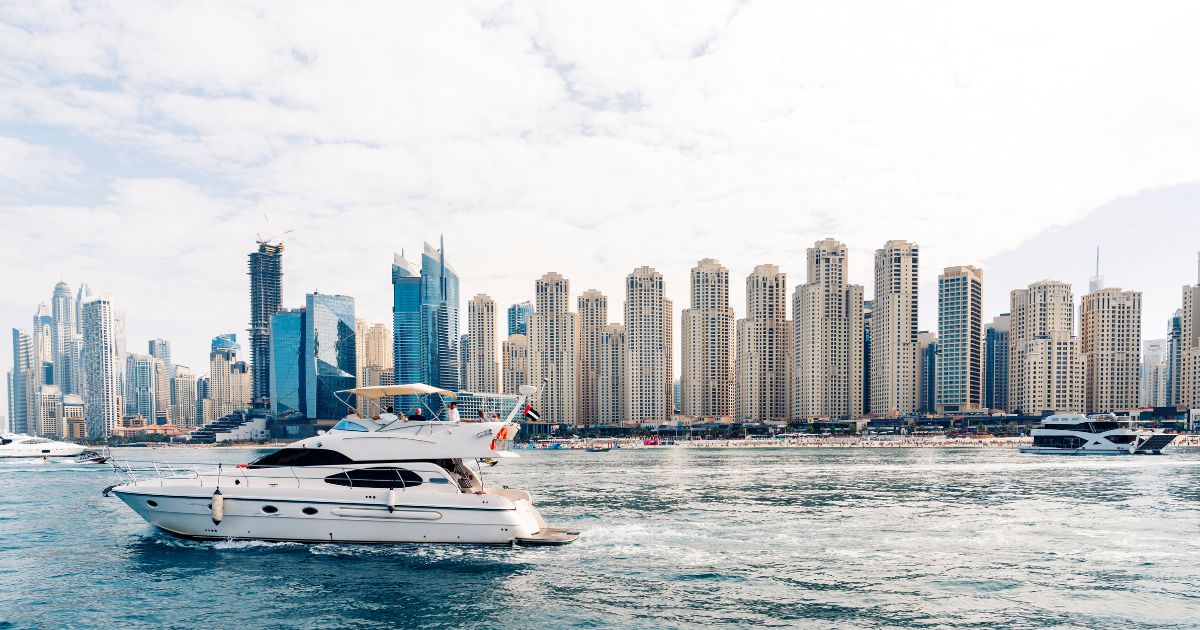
[257,213,294,246]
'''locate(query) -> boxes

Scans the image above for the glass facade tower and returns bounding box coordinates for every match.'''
[304,293,356,420]
[269,309,306,418]
[507,301,532,337]
[391,239,460,412]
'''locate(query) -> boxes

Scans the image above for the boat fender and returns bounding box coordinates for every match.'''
[101,484,116,497]
[387,488,398,513]
[211,488,224,525]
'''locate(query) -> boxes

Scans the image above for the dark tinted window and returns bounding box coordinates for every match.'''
[249,448,354,468]
[323,467,424,488]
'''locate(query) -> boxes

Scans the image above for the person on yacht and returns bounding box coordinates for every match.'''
[378,405,400,423]
[411,407,423,420]
[446,402,460,423]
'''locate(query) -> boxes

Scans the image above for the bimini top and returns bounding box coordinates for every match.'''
[338,383,457,400]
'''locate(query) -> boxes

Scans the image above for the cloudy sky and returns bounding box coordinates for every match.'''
[3,1,1200,405]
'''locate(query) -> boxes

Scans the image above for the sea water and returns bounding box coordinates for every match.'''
[2,446,1200,628]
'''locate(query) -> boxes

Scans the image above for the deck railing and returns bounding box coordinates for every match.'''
[109,460,440,490]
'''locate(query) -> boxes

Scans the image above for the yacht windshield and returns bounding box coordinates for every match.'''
[332,420,369,432]
[249,448,354,468]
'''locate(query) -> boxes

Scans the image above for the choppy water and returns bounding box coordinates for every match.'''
[3,446,1200,628]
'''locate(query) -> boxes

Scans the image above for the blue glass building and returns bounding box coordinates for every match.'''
[305,293,356,420]
[269,309,305,418]
[507,301,532,337]
[420,239,460,392]
[392,239,460,412]
[392,252,422,413]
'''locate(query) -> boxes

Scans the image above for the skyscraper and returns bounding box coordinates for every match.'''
[736,264,789,422]
[917,331,938,413]
[507,301,532,337]
[1009,280,1084,415]
[501,334,529,396]
[1167,309,1183,406]
[305,293,356,421]
[81,294,121,439]
[1141,340,1168,408]
[936,266,984,413]
[170,365,197,429]
[51,281,78,394]
[529,272,578,424]
[682,259,734,420]
[598,323,626,423]
[1081,286,1142,413]
[148,339,172,374]
[577,289,607,425]
[269,309,306,418]
[391,240,460,396]
[420,239,460,392]
[208,333,251,422]
[392,251,422,412]
[871,241,919,416]
[984,314,1011,411]
[466,294,499,393]
[10,328,33,434]
[355,319,393,411]
[249,241,284,407]
[1180,256,1200,409]
[125,353,160,421]
[625,267,673,422]
[792,239,865,420]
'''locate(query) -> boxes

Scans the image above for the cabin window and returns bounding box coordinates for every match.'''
[261,505,279,514]
[1107,434,1136,444]
[302,507,318,515]
[1032,436,1086,449]
[248,448,354,468]
[146,500,158,508]
[323,467,424,489]
[333,420,369,432]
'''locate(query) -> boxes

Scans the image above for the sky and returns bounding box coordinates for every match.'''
[2,1,1200,412]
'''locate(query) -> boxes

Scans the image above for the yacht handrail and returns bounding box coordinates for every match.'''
[107,458,463,489]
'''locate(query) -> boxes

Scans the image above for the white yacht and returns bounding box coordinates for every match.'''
[1019,413,1176,455]
[0,434,88,458]
[107,384,579,546]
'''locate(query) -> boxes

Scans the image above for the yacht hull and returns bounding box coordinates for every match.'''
[112,486,551,545]
[0,445,87,458]
[1018,447,1151,455]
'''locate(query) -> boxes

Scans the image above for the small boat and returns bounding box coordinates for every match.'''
[1019,413,1175,455]
[585,445,611,453]
[75,449,110,464]
[0,434,88,458]
[107,383,580,546]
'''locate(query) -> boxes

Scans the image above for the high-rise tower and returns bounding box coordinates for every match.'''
[683,259,735,420]
[871,241,919,416]
[792,239,865,420]
[1009,280,1084,414]
[736,264,788,421]
[937,266,984,413]
[249,241,284,406]
[466,294,498,393]
[1081,286,1142,413]
[625,267,673,422]
[529,272,578,423]
[577,290,607,425]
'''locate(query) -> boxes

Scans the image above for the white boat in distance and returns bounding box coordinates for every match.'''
[107,383,579,546]
[1019,413,1176,455]
[0,434,88,458]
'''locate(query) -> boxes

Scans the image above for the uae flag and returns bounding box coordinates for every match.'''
[523,404,542,422]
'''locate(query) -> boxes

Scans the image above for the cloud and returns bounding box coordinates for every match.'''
[2,0,1200,383]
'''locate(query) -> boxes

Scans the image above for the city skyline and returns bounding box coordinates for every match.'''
[6,239,1200,425]
[4,4,1200,411]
